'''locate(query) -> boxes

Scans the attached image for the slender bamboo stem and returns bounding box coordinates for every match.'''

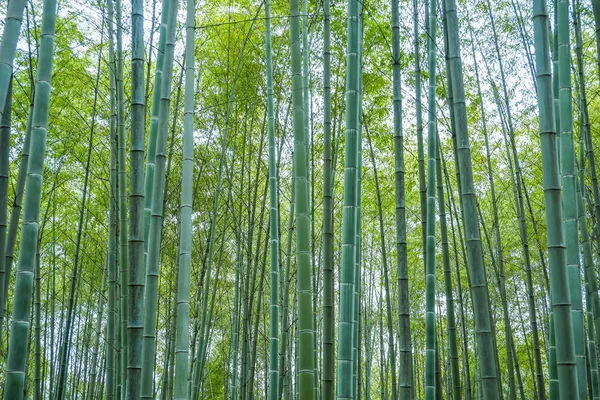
[532,0,579,396]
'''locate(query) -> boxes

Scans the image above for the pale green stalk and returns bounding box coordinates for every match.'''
[106,1,117,397]
[289,0,315,397]
[425,0,437,397]
[0,0,28,338]
[321,0,334,396]
[335,0,359,397]
[127,0,147,394]
[2,0,57,395]
[115,0,129,387]
[573,0,600,351]
[443,0,500,396]
[139,0,178,395]
[266,0,279,398]
[557,0,586,395]
[173,0,195,398]
[352,6,363,397]
[143,0,171,269]
[435,134,460,400]
[532,0,579,396]
[577,137,600,400]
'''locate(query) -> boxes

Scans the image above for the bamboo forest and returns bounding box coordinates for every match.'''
[3,0,600,398]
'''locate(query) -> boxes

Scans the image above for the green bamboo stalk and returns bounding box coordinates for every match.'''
[302,0,309,175]
[352,8,363,397]
[549,4,560,399]
[240,120,253,400]
[0,0,29,340]
[114,0,129,389]
[0,78,10,353]
[127,0,146,394]
[418,0,428,271]
[143,0,171,271]
[88,261,107,400]
[33,226,40,400]
[424,0,437,396]
[1,0,56,395]
[396,1,420,397]
[245,147,270,399]
[0,0,25,125]
[581,10,600,281]
[301,11,318,395]
[443,150,472,400]
[231,238,242,400]
[50,199,56,397]
[532,0,579,396]
[573,0,600,351]
[585,286,600,400]
[592,0,600,80]
[557,0,586,395]
[379,292,387,400]
[197,228,230,394]
[289,0,315,396]
[248,229,270,400]
[577,137,600,400]
[172,0,195,398]
[266,0,280,397]
[366,124,397,400]
[105,1,118,398]
[435,133,461,400]
[140,0,178,395]
[443,0,499,396]
[280,165,295,400]
[321,0,334,396]
[363,255,375,400]
[301,16,314,392]
[335,0,359,397]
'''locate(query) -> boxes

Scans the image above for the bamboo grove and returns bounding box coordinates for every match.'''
[3,0,600,398]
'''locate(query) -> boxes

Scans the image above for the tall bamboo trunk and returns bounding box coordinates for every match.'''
[442,149,472,400]
[395,1,415,398]
[0,0,29,341]
[424,0,438,396]
[140,0,179,395]
[288,0,315,396]
[279,166,295,400]
[127,0,147,395]
[335,0,360,398]
[435,133,461,400]
[265,0,280,398]
[576,137,600,400]
[321,0,334,396]
[113,0,130,389]
[592,0,600,81]
[573,0,600,351]
[443,0,499,397]
[105,1,118,397]
[172,0,195,398]
[532,0,579,396]
[2,0,57,395]
[557,0,586,395]
[352,9,363,397]
[0,81,10,362]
